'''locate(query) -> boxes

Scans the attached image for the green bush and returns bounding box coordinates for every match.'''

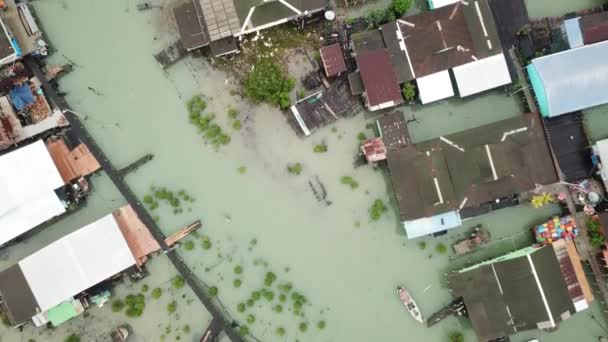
[287,163,303,175]
[125,294,145,317]
[65,334,80,342]
[183,325,191,333]
[357,132,367,142]
[237,166,247,174]
[317,320,326,329]
[369,199,388,221]
[587,218,605,248]
[278,283,292,293]
[278,294,287,302]
[187,95,207,115]
[391,0,412,17]
[340,176,359,189]
[436,243,448,254]
[263,290,275,301]
[233,279,242,288]
[111,299,125,312]
[299,322,308,332]
[227,108,239,119]
[313,143,328,153]
[202,236,212,250]
[273,304,283,313]
[243,59,295,109]
[237,303,246,312]
[183,240,195,251]
[167,301,177,314]
[239,325,249,336]
[172,276,186,289]
[234,265,243,274]
[264,272,277,287]
[246,314,256,324]
[418,241,427,250]
[251,291,261,301]
[151,288,162,299]
[208,286,218,297]
[402,82,417,102]
[276,327,286,336]
[232,120,242,130]
[449,331,464,342]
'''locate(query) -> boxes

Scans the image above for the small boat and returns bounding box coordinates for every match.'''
[397,286,424,323]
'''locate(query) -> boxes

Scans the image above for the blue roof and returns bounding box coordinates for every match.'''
[528,41,608,118]
[563,17,584,49]
[9,84,35,111]
[403,210,462,239]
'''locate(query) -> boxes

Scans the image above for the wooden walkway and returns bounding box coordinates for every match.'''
[24,56,245,342]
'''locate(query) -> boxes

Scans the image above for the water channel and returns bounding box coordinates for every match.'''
[1,0,608,341]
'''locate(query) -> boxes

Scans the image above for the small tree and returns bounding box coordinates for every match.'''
[449,331,464,342]
[243,60,295,109]
[391,0,412,17]
[402,82,416,102]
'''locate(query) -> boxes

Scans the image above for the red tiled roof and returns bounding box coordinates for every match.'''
[581,12,608,45]
[320,43,347,77]
[356,49,403,107]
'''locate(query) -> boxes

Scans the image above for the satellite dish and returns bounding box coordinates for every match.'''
[325,10,335,21]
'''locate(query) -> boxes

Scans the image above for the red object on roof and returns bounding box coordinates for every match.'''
[320,43,347,77]
[581,12,608,45]
[361,137,387,164]
[356,49,403,108]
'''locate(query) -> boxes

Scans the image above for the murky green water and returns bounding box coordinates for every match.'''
[1,0,608,341]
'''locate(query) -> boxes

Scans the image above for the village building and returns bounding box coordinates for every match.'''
[0,0,47,67]
[563,11,608,48]
[349,0,512,109]
[527,40,608,118]
[0,211,139,326]
[0,138,99,249]
[173,0,328,57]
[377,112,557,238]
[319,43,346,78]
[0,70,68,152]
[450,244,592,342]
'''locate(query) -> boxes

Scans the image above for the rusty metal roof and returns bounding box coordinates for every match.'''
[320,43,347,77]
[356,49,402,107]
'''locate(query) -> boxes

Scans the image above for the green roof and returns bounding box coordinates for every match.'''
[47,300,80,327]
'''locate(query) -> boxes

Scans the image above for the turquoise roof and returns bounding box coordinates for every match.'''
[526,64,550,117]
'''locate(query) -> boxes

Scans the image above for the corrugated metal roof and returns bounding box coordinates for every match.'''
[356,49,403,108]
[416,70,455,104]
[563,17,584,48]
[528,40,608,118]
[19,214,136,312]
[320,43,346,77]
[581,11,608,45]
[453,52,512,97]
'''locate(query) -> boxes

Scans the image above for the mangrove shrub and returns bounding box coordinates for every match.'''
[243,60,294,109]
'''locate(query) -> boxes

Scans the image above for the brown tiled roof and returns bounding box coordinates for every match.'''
[581,12,608,45]
[320,43,346,77]
[356,49,403,107]
[397,0,501,80]
[46,138,101,183]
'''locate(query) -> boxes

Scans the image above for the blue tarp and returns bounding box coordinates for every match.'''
[9,84,35,111]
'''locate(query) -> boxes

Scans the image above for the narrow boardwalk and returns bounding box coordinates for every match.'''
[24,56,245,342]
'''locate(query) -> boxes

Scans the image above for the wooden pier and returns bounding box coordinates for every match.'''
[118,153,154,177]
[24,56,246,342]
[154,40,187,68]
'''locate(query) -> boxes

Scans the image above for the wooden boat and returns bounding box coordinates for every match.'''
[111,324,131,342]
[397,286,424,323]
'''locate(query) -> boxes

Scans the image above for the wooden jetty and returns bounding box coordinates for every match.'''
[154,40,186,68]
[426,297,467,327]
[24,56,246,342]
[166,220,202,247]
[118,154,154,177]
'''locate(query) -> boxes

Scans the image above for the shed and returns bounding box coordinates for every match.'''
[361,137,387,164]
[416,70,454,104]
[320,43,346,77]
[453,53,512,97]
[356,49,403,111]
[563,17,584,48]
[544,112,592,182]
[527,40,608,118]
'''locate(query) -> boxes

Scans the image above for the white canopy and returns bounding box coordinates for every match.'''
[453,53,512,97]
[416,70,455,104]
[428,0,461,9]
[403,210,462,239]
[0,140,66,245]
[19,214,136,311]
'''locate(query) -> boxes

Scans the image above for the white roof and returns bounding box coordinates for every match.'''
[453,53,512,97]
[428,0,461,9]
[0,140,66,245]
[0,140,64,216]
[597,139,608,188]
[0,191,65,246]
[403,211,462,239]
[416,70,455,104]
[19,214,136,311]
